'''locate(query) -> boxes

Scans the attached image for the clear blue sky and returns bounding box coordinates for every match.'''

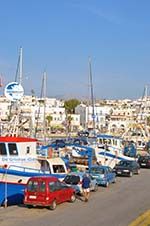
[0,0,150,100]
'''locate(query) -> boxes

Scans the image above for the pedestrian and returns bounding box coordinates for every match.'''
[82,173,91,202]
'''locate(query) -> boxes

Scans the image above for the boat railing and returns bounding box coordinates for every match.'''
[8,165,43,173]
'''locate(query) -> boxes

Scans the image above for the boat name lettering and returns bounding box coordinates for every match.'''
[2,157,36,162]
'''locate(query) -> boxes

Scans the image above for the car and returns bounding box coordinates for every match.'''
[89,165,116,187]
[114,160,140,177]
[63,172,98,194]
[24,176,76,210]
[138,155,150,168]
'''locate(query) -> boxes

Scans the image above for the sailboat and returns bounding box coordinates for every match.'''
[0,49,67,206]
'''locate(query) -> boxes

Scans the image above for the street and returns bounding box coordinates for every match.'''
[1,168,150,226]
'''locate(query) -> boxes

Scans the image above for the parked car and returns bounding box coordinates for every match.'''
[63,172,98,194]
[138,155,150,168]
[114,160,140,177]
[89,165,116,187]
[24,176,76,210]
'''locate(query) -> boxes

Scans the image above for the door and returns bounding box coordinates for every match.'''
[26,179,39,203]
[36,180,47,204]
[50,181,66,203]
[108,167,114,182]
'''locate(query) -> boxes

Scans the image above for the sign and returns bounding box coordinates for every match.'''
[4,82,24,101]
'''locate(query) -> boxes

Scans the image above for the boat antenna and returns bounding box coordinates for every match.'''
[88,57,95,130]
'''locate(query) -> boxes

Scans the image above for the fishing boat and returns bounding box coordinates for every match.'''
[0,136,67,206]
[0,48,68,206]
[91,134,137,168]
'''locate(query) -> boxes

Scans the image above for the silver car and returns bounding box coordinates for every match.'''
[63,172,98,195]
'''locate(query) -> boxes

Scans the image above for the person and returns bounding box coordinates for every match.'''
[82,173,91,202]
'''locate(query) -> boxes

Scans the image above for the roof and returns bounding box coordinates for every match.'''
[28,176,59,182]
[0,136,37,143]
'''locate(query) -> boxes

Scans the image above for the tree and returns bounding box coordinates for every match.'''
[66,115,73,132]
[146,116,150,126]
[46,115,53,131]
[64,99,80,114]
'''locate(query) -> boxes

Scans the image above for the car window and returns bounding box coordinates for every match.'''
[118,161,131,167]
[90,167,105,174]
[27,180,38,192]
[64,175,80,185]
[49,181,62,192]
[39,181,46,192]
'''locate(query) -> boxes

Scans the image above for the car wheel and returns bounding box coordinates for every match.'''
[105,181,109,187]
[26,205,32,208]
[49,200,57,210]
[93,184,98,192]
[129,171,133,177]
[70,194,76,203]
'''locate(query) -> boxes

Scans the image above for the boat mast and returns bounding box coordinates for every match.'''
[19,47,23,85]
[89,57,95,130]
[43,71,47,145]
[35,71,47,144]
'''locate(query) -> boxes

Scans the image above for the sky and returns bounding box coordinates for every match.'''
[0,0,150,100]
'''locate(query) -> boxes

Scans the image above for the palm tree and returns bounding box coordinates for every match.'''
[46,115,53,132]
[66,115,73,133]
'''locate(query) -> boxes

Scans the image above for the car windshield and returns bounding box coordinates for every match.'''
[117,161,131,167]
[90,167,105,174]
[139,156,150,160]
[64,175,80,185]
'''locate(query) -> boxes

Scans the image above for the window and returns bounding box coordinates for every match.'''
[8,143,18,155]
[0,143,7,155]
[90,167,104,174]
[64,175,80,185]
[27,181,38,192]
[49,181,57,192]
[52,164,66,173]
[39,181,46,192]
[26,146,30,154]
[49,181,62,192]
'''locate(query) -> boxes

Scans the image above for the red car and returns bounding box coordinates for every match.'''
[24,176,76,210]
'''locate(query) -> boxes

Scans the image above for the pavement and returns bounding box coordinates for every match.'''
[129,210,150,226]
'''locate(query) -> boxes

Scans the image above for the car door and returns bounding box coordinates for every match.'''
[26,179,39,203]
[55,181,67,203]
[104,168,109,183]
[107,167,114,183]
[131,161,137,173]
[37,180,47,204]
[60,182,71,201]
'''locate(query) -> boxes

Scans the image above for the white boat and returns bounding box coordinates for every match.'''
[0,136,67,206]
[92,134,136,168]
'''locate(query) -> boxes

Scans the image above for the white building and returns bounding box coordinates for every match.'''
[75,104,111,130]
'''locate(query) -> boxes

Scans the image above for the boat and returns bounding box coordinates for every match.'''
[0,136,67,206]
[91,134,137,168]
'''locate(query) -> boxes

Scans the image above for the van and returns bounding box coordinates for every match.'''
[24,176,76,210]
